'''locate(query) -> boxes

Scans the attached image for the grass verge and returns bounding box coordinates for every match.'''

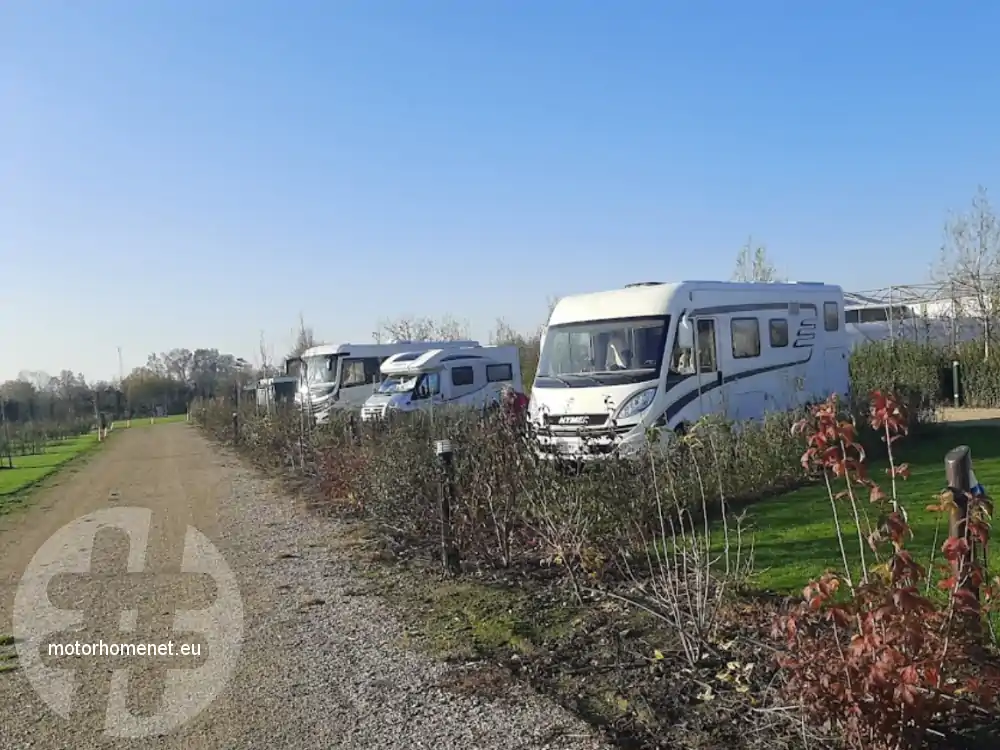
[352,529,783,749]
[0,433,105,514]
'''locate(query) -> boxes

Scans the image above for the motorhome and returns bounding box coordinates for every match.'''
[360,345,522,422]
[296,340,480,424]
[255,376,299,414]
[527,280,850,460]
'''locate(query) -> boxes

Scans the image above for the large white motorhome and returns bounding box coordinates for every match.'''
[528,280,850,460]
[360,345,523,422]
[296,340,480,424]
[256,376,299,414]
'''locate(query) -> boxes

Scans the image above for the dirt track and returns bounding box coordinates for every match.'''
[0,424,606,750]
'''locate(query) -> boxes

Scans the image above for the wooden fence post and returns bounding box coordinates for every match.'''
[944,445,980,632]
[435,439,461,575]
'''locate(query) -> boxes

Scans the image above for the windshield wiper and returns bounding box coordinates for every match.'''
[536,374,575,386]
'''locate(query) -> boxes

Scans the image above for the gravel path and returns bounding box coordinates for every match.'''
[935,406,1000,425]
[0,424,608,750]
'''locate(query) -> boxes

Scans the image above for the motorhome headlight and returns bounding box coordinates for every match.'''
[615,387,657,420]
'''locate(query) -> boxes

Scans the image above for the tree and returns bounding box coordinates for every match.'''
[376,314,471,342]
[934,185,1000,358]
[257,332,279,379]
[288,313,319,358]
[18,370,52,392]
[732,237,780,282]
[163,348,194,382]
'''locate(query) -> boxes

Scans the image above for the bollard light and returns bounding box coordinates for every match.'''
[434,439,453,459]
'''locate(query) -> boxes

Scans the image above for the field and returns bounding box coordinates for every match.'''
[735,422,1000,592]
[0,433,102,503]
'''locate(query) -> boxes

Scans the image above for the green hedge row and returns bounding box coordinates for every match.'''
[850,338,1000,410]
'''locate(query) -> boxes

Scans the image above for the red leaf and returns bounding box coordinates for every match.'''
[942,536,970,561]
[900,665,919,685]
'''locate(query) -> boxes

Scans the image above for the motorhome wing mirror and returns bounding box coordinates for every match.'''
[676,317,694,349]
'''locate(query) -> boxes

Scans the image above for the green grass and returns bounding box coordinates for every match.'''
[0,433,102,499]
[737,424,1000,593]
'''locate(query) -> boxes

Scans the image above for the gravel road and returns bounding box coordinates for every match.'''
[0,424,608,750]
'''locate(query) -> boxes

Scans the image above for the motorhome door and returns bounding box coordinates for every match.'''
[690,318,725,421]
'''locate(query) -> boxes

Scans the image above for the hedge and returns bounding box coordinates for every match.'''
[850,338,1000,410]
[192,394,902,577]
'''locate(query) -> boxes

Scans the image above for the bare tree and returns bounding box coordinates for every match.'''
[18,370,52,392]
[732,237,780,282]
[934,186,1000,358]
[257,331,279,378]
[288,313,319,358]
[377,314,471,342]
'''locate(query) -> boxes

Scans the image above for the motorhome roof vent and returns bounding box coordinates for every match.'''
[624,281,664,288]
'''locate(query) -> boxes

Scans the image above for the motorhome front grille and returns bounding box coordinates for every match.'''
[361,405,385,421]
[542,414,610,428]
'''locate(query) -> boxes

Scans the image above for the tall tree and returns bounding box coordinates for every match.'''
[288,313,319,358]
[934,185,1000,358]
[732,237,781,282]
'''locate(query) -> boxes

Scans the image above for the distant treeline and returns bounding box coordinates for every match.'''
[2,348,251,424]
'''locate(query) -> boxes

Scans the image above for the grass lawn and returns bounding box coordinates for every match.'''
[0,433,102,499]
[739,424,1000,594]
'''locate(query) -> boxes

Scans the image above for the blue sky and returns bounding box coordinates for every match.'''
[3,1,999,382]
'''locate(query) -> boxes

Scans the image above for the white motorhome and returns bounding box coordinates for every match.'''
[256,376,298,414]
[528,280,850,460]
[296,340,480,424]
[360,345,522,422]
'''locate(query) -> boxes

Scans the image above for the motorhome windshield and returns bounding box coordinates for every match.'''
[302,354,338,386]
[377,374,419,394]
[535,317,669,387]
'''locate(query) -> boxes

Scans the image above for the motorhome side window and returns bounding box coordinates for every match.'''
[769,318,789,348]
[413,372,440,399]
[451,366,474,387]
[486,363,513,382]
[731,318,761,359]
[341,357,381,387]
[824,302,840,331]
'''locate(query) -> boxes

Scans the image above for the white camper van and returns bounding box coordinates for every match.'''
[297,340,480,424]
[528,280,850,460]
[256,376,298,414]
[360,345,522,422]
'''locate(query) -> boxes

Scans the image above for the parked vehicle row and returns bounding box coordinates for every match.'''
[257,279,865,460]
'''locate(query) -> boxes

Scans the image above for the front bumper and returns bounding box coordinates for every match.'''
[532,426,647,461]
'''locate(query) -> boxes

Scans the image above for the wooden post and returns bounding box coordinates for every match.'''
[944,445,980,630]
[435,439,461,575]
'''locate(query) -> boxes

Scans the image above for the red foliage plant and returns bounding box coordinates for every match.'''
[775,391,1000,750]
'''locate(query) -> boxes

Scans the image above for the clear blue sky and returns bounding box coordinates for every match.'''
[3,1,999,382]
